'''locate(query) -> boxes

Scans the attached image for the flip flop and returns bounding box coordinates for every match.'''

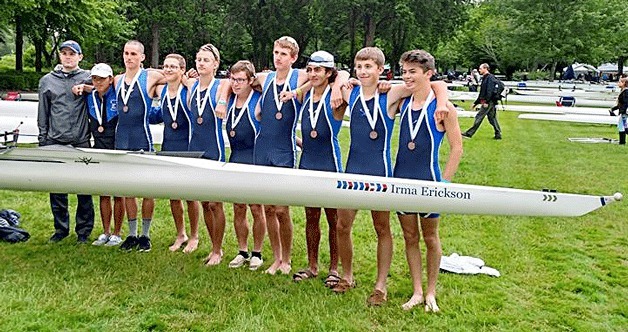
[324,272,341,288]
[292,269,317,282]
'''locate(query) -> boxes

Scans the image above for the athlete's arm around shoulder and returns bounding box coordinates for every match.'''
[215,78,231,119]
[113,74,123,89]
[155,84,166,99]
[440,102,463,182]
[331,70,350,110]
[331,71,350,121]
[253,71,270,90]
[385,83,411,118]
[146,70,166,98]
[431,80,450,122]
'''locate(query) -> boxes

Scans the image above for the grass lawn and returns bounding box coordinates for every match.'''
[0,107,626,331]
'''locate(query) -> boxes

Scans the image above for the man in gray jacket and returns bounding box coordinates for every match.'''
[38,40,95,243]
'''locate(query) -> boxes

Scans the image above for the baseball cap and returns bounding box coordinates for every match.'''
[90,63,113,78]
[59,40,82,54]
[308,51,335,68]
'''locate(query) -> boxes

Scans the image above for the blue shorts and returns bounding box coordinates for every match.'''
[397,211,440,219]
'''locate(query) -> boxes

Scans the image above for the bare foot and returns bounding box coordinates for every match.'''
[169,235,188,252]
[424,294,440,313]
[278,262,292,275]
[264,260,281,275]
[402,293,424,311]
[204,252,222,266]
[183,237,198,253]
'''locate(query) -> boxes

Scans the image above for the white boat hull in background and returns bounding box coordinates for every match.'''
[505,95,615,107]
[499,105,612,116]
[0,146,621,217]
[518,113,618,125]
[512,88,617,101]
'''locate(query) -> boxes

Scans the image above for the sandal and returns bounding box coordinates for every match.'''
[324,272,341,288]
[331,278,356,293]
[366,289,387,306]
[292,269,317,282]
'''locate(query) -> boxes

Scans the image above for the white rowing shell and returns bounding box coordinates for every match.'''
[518,113,618,125]
[499,105,613,116]
[0,146,620,217]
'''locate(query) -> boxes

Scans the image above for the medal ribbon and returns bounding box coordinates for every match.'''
[229,89,254,131]
[406,89,434,142]
[273,69,293,112]
[359,87,380,132]
[308,85,330,131]
[91,91,104,126]
[119,70,142,107]
[196,78,216,117]
[165,84,183,123]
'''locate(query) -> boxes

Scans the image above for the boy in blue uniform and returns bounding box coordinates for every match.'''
[154,54,201,253]
[291,51,346,287]
[85,63,125,246]
[114,40,165,252]
[217,37,345,274]
[332,47,452,307]
[225,61,267,271]
[186,43,230,265]
[394,49,462,311]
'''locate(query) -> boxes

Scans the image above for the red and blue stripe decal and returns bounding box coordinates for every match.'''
[337,180,388,192]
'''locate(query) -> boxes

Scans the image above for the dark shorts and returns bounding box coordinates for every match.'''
[397,211,440,219]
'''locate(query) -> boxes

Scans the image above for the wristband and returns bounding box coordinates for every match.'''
[441,179,450,183]
[218,99,227,106]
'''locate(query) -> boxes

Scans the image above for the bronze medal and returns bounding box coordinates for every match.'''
[407,141,416,151]
[171,122,178,130]
[369,130,378,140]
[229,130,236,138]
[275,112,283,120]
[97,126,104,133]
[197,117,203,125]
[310,130,318,139]
[122,105,129,113]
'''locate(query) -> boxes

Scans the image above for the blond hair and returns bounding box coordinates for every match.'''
[354,47,385,67]
[164,54,186,71]
[198,43,220,64]
[125,40,145,54]
[274,36,299,57]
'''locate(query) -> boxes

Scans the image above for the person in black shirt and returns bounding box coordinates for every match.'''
[462,63,502,140]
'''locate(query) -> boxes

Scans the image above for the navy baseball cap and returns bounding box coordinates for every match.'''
[59,40,82,54]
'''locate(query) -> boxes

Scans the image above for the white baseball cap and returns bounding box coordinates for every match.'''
[308,51,335,69]
[90,63,113,78]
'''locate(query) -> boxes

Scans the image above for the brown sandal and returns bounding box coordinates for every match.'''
[366,289,387,306]
[324,272,341,288]
[331,278,356,293]
[293,269,317,282]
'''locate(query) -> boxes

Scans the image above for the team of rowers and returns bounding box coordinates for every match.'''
[45,36,462,310]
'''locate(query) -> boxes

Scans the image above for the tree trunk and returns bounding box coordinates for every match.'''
[363,13,375,47]
[550,61,558,82]
[34,38,44,73]
[618,56,625,78]
[14,14,23,72]
[150,23,160,68]
[391,23,406,77]
[349,8,356,69]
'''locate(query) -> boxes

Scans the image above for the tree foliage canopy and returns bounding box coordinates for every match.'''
[0,0,626,76]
